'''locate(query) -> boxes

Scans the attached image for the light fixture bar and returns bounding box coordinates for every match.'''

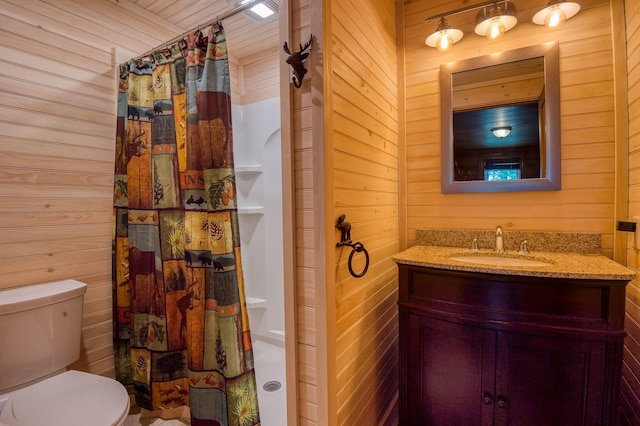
[425,0,511,22]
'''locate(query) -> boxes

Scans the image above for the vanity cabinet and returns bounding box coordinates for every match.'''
[398,264,628,426]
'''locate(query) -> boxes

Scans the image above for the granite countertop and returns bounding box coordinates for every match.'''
[393,245,636,280]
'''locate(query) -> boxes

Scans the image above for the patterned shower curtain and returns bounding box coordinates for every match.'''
[112,24,260,426]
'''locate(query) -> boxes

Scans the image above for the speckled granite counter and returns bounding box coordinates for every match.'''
[416,228,602,254]
[393,245,635,280]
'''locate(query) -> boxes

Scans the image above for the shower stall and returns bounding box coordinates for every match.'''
[232,97,285,345]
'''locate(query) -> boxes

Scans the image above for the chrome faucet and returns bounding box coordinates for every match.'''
[495,226,504,254]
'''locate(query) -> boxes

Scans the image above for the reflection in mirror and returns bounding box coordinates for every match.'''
[440,42,561,193]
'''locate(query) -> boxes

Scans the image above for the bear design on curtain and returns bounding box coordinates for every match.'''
[112,24,260,426]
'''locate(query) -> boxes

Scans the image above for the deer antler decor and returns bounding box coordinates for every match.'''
[283,35,313,89]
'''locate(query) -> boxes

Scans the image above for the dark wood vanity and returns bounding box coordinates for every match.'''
[397,262,630,426]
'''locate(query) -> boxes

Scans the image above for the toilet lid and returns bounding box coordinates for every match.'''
[0,370,130,426]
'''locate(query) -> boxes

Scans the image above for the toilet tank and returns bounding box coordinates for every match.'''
[0,280,87,393]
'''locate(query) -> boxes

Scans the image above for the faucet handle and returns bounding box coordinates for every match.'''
[519,240,528,254]
[471,237,478,251]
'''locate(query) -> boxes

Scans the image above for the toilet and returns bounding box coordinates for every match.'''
[0,279,130,426]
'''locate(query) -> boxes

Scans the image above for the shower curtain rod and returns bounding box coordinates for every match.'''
[133,0,266,61]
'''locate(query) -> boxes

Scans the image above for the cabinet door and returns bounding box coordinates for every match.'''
[406,315,497,426]
[495,332,605,426]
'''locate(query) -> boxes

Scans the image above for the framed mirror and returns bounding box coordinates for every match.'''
[440,42,560,193]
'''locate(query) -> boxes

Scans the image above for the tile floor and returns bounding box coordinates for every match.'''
[124,339,286,426]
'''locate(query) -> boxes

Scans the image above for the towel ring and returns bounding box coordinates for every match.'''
[346,241,369,278]
[335,214,369,278]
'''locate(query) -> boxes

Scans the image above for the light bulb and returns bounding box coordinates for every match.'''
[545,6,566,28]
[436,32,454,52]
[486,19,505,40]
[426,18,463,52]
[533,2,580,28]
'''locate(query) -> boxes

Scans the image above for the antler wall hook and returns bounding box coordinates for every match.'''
[283,34,313,89]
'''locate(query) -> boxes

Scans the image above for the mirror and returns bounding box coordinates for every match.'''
[440,42,560,193]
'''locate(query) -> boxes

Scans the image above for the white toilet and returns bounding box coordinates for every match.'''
[0,279,130,426]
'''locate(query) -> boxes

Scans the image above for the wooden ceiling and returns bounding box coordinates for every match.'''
[127,0,281,61]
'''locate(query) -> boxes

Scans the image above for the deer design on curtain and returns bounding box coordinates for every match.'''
[113,24,260,426]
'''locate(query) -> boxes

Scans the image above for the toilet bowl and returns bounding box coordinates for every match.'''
[0,280,130,426]
[0,370,130,426]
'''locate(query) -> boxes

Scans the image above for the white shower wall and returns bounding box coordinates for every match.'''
[232,97,284,345]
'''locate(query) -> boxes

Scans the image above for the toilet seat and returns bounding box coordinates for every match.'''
[0,370,130,426]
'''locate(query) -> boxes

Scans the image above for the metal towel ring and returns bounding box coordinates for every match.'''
[346,241,369,278]
[336,214,369,278]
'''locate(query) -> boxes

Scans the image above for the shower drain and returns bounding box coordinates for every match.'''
[263,380,282,392]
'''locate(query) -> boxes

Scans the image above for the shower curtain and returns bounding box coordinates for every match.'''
[112,24,260,426]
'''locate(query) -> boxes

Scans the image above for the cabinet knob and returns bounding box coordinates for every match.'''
[497,396,507,409]
[483,393,493,405]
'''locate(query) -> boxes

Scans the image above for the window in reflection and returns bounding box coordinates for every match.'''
[484,158,521,181]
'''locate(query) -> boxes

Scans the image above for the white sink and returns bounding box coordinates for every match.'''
[450,255,553,267]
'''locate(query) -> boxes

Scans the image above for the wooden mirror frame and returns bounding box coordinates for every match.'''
[440,42,561,193]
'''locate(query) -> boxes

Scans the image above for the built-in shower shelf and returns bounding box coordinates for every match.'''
[236,165,263,176]
[238,206,264,215]
[246,296,267,308]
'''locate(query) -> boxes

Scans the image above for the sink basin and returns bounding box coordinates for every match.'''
[450,255,553,267]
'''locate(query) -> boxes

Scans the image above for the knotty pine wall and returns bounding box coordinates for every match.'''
[402,0,618,255]
[623,0,640,423]
[0,0,280,379]
[0,0,172,377]
[292,0,400,424]
[328,0,399,424]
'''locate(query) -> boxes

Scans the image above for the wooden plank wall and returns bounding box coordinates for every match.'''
[622,0,640,423]
[231,48,281,105]
[327,0,400,424]
[290,0,320,423]
[290,1,403,423]
[0,0,278,380]
[0,0,174,377]
[403,1,617,253]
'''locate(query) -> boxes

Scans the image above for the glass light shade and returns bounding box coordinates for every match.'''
[426,22,463,52]
[532,1,580,28]
[475,15,517,39]
[492,126,512,138]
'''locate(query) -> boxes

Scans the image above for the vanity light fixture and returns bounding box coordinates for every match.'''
[532,0,581,28]
[425,1,517,51]
[475,1,517,41]
[492,126,512,138]
[425,0,581,52]
[425,17,464,52]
